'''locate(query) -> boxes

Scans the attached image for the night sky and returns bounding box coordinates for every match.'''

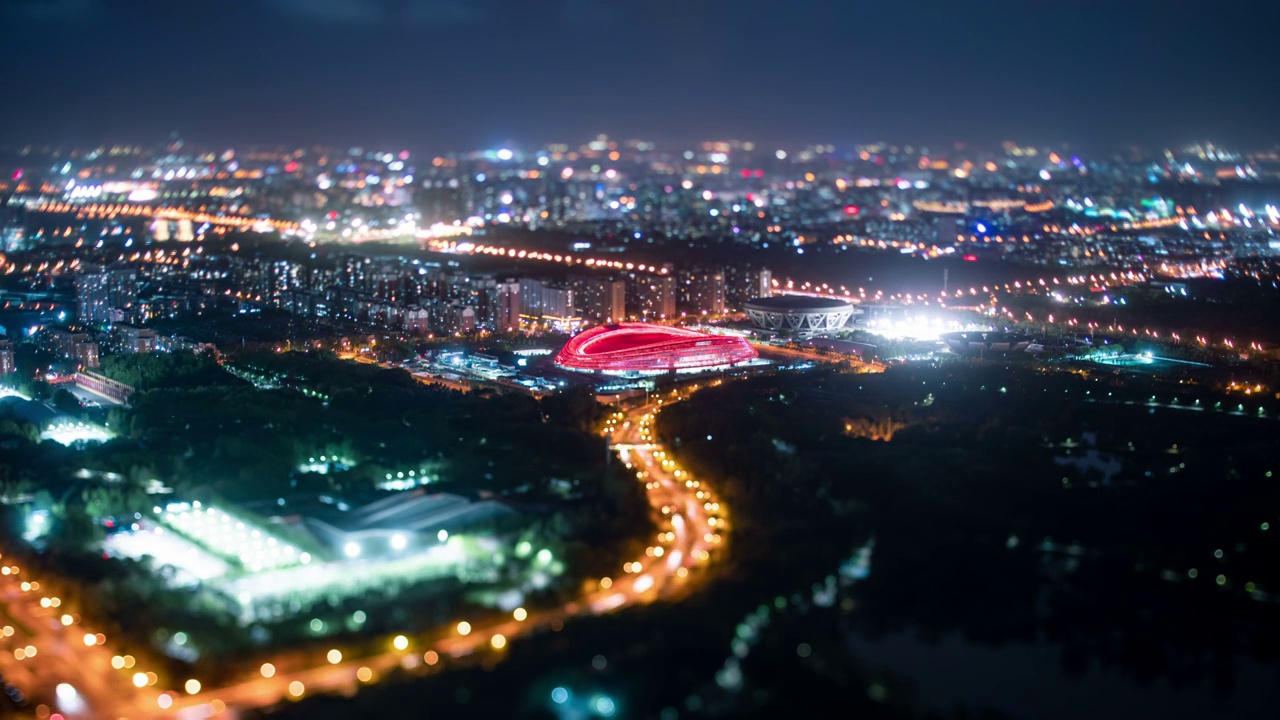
[2,0,1277,151]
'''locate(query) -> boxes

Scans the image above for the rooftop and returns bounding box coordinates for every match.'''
[744,295,853,311]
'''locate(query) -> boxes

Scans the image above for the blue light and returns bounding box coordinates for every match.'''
[975,222,987,233]
[594,696,616,716]
[551,687,569,705]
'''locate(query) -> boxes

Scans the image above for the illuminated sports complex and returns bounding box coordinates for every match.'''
[555,323,759,375]
[744,295,854,337]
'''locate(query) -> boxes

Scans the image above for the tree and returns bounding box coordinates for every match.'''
[51,503,103,552]
[25,379,53,401]
[51,388,81,415]
[540,386,603,433]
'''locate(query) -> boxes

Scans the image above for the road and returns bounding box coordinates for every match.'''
[0,565,163,718]
[1,388,725,718]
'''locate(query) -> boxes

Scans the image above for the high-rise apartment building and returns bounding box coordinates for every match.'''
[519,278,576,321]
[724,265,773,309]
[76,265,138,325]
[574,276,627,323]
[627,273,676,320]
[489,280,522,331]
[678,268,727,316]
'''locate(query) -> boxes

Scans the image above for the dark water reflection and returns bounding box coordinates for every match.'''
[854,630,1280,720]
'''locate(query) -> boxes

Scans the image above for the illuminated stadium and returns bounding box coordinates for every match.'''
[744,295,855,337]
[555,323,759,375]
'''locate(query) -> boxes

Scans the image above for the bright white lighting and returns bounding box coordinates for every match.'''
[390,534,408,551]
[496,148,514,161]
[219,541,465,616]
[56,684,87,714]
[41,421,113,446]
[344,542,361,558]
[157,505,300,573]
[105,526,230,585]
[863,313,989,343]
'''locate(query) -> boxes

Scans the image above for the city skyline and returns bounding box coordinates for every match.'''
[3,3,1280,717]
[3,0,1279,149]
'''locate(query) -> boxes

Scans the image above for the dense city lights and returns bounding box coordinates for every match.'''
[1,4,1279,717]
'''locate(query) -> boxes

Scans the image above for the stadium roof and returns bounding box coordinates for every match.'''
[743,295,853,311]
[555,323,758,373]
[298,490,515,551]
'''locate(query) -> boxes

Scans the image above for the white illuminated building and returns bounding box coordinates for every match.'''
[744,295,854,337]
[99,495,531,626]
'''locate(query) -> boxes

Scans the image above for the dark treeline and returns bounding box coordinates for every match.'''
[655,363,1280,714]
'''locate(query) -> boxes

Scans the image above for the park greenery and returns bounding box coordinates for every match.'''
[97,349,233,390]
